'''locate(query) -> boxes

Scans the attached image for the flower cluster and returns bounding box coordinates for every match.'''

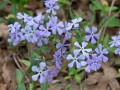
[7,0,110,84]
[66,41,108,73]
[109,32,120,55]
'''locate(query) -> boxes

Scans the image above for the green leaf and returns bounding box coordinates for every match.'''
[0,1,7,10]
[30,51,41,59]
[106,17,120,27]
[17,83,26,90]
[59,0,71,5]
[41,82,48,90]
[16,69,24,84]
[28,83,35,90]
[20,60,31,67]
[107,47,116,53]
[103,35,109,47]
[74,74,81,84]
[91,0,102,10]
[64,76,72,80]
[68,68,76,75]
[10,5,17,15]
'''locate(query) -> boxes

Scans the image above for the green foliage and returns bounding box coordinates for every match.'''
[59,0,71,5]
[65,67,85,84]
[106,16,120,27]
[16,69,24,83]
[28,82,35,90]
[116,69,120,78]
[20,60,31,67]
[0,0,7,10]
[40,82,49,90]
[16,69,26,90]
[17,83,26,90]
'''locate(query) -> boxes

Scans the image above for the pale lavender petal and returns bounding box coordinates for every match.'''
[32,74,39,81]
[68,61,75,68]
[85,35,91,41]
[85,27,91,33]
[39,62,46,71]
[76,61,81,68]
[92,26,97,33]
[91,36,96,44]
[81,61,87,66]
[74,41,81,48]
[32,66,39,72]
[66,54,74,60]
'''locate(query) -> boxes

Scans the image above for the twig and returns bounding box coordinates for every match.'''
[108,0,116,16]
[102,0,116,40]
[13,54,30,83]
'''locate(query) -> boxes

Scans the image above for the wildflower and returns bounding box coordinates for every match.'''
[21,24,38,43]
[47,66,58,82]
[28,13,45,26]
[85,26,100,44]
[63,22,73,39]
[39,23,51,37]
[53,51,62,69]
[8,22,24,46]
[71,18,83,28]
[114,47,120,55]
[8,32,25,46]
[95,44,108,62]
[17,12,32,23]
[48,16,64,35]
[56,38,70,53]
[74,41,92,57]
[66,50,85,68]
[8,22,21,33]
[85,54,101,73]
[45,1,59,15]
[109,36,120,48]
[32,62,48,83]
[36,31,49,46]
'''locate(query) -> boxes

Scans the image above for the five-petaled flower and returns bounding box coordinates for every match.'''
[85,26,100,44]
[85,54,101,73]
[74,41,92,57]
[66,50,85,68]
[32,62,48,83]
[95,44,108,62]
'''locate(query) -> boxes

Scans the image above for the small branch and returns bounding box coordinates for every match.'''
[13,54,30,83]
[102,0,116,40]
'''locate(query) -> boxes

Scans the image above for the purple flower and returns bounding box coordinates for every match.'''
[17,12,32,23]
[71,18,83,28]
[74,41,92,57]
[32,62,48,83]
[63,22,73,39]
[95,44,108,62]
[28,13,45,26]
[109,36,120,47]
[56,38,70,53]
[21,24,38,43]
[85,54,101,73]
[85,26,100,44]
[66,50,85,68]
[45,1,59,15]
[44,0,58,4]
[8,22,21,33]
[36,31,48,46]
[53,51,62,69]
[8,22,25,46]
[114,47,120,55]
[48,16,64,35]
[39,23,51,37]
[47,66,58,82]
[8,32,25,46]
